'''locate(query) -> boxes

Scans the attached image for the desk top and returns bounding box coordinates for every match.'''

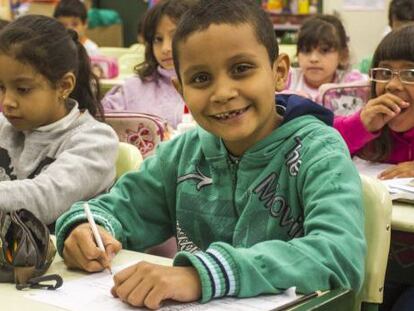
[0,249,172,311]
[0,248,353,311]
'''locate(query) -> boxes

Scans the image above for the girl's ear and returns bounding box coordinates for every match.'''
[274,53,290,92]
[58,72,76,100]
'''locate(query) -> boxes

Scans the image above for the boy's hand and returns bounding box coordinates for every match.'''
[360,94,409,132]
[63,223,122,272]
[379,161,414,179]
[111,262,201,310]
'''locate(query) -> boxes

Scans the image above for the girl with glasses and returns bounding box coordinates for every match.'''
[335,24,414,311]
[335,25,414,180]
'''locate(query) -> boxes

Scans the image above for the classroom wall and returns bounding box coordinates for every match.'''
[323,0,391,65]
[93,0,147,47]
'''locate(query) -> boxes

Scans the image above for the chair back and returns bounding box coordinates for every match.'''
[355,174,392,310]
[319,81,371,116]
[116,142,143,179]
[118,53,144,78]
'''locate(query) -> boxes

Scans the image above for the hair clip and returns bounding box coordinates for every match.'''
[16,274,63,291]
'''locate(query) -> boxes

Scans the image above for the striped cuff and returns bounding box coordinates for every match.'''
[173,245,239,303]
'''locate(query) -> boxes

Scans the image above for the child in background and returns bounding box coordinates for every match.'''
[0,15,118,226]
[334,26,414,179]
[54,0,99,56]
[389,0,414,30]
[335,25,414,311]
[285,14,366,102]
[102,0,194,128]
[56,0,365,309]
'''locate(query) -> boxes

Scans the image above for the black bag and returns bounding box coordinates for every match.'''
[0,209,62,290]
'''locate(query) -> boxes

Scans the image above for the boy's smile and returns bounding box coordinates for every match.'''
[175,23,288,156]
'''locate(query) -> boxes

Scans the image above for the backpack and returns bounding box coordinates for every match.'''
[105,112,172,158]
[90,55,119,79]
[0,209,62,290]
[319,81,371,116]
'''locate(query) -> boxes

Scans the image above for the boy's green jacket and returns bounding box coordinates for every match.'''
[56,95,366,303]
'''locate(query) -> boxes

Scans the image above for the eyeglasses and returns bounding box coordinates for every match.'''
[369,68,414,84]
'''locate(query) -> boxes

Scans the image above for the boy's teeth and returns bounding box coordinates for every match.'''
[215,107,247,120]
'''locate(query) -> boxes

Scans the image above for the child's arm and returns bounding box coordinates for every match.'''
[62,223,122,272]
[0,121,118,224]
[56,147,177,256]
[334,94,409,155]
[378,161,414,179]
[360,93,409,132]
[110,262,201,309]
[334,111,379,155]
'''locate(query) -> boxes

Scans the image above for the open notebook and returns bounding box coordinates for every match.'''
[353,157,414,203]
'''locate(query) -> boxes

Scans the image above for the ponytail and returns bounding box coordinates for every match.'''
[70,36,104,119]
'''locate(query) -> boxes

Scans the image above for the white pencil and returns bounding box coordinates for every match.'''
[83,202,112,274]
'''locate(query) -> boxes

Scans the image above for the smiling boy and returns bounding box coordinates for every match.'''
[56,0,365,309]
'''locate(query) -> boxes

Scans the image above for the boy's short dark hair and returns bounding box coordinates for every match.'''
[389,0,414,27]
[172,0,278,82]
[53,0,88,23]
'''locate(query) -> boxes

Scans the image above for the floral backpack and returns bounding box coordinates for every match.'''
[105,112,172,158]
[319,81,371,116]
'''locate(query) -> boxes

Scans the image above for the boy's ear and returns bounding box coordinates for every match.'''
[171,78,183,97]
[57,72,76,100]
[273,53,290,92]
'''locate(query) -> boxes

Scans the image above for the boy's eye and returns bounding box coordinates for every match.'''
[17,87,31,94]
[190,73,210,85]
[232,63,253,75]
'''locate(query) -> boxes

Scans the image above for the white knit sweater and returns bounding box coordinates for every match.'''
[0,101,118,224]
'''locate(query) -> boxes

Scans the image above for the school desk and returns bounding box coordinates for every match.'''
[0,247,353,311]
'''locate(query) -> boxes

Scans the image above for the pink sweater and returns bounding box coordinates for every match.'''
[334,111,414,164]
[102,67,185,128]
[285,68,366,102]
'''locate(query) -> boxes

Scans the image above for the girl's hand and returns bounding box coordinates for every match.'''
[360,94,409,132]
[378,161,414,179]
[111,262,201,310]
[63,223,122,272]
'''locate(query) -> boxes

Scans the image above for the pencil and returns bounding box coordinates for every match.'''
[83,202,112,274]
[269,290,322,311]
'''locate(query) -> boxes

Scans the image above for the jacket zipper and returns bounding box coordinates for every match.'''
[228,159,240,217]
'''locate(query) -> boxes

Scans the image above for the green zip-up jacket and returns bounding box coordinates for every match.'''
[56,95,365,303]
